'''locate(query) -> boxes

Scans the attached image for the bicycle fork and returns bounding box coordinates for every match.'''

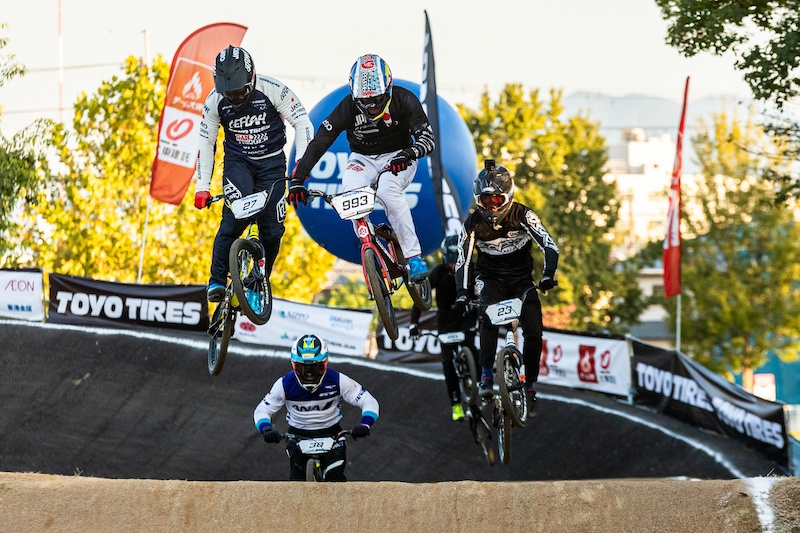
[505,330,527,388]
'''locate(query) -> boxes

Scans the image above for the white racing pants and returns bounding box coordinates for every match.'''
[341,151,422,258]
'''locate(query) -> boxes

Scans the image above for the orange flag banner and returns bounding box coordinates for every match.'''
[150,23,247,205]
[663,76,689,298]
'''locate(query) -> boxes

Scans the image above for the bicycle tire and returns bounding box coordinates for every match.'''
[229,238,272,325]
[396,254,432,311]
[496,348,527,428]
[208,301,234,376]
[458,346,479,407]
[471,408,496,467]
[364,248,398,340]
[305,458,316,482]
[497,408,512,465]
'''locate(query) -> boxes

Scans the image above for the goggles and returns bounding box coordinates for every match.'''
[223,86,250,103]
[293,360,327,382]
[478,194,507,211]
[355,94,389,112]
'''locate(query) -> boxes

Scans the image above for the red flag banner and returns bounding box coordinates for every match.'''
[663,77,689,297]
[150,23,247,205]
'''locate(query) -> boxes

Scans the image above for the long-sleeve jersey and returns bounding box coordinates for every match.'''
[253,369,379,432]
[196,75,313,191]
[293,85,435,179]
[455,202,559,294]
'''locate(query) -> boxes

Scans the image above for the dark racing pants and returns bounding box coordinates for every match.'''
[478,275,544,383]
[208,153,287,287]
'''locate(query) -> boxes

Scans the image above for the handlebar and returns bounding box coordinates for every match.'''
[281,429,352,442]
[205,177,291,208]
[306,166,394,203]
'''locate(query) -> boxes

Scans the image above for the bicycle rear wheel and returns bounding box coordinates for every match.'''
[496,348,527,428]
[208,301,235,376]
[305,458,316,482]
[229,238,272,325]
[396,254,432,311]
[497,407,512,465]
[457,346,479,407]
[469,406,495,467]
[364,248,398,340]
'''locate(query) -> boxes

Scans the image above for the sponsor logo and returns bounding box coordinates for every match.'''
[329,315,354,331]
[229,113,268,129]
[292,399,335,412]
[577,345,599,383]
[356,226,369,238]
[52,291,201,325]
[278,309,310,321]
[4,279,36,292]
[240,321,256,332]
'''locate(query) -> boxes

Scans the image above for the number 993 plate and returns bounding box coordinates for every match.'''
[330,186,376,220]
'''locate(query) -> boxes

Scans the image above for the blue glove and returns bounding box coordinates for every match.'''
[539,276,557,292]
[262,429,281,444]
[351,425,370,439]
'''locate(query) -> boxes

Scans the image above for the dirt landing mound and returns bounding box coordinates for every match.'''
[3,472,799,533]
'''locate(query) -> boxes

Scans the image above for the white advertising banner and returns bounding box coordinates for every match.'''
[234,298,372,357]
[0,269,45,321]
[539,330,631,397]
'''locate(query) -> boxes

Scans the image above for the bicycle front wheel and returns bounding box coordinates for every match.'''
[458,346,479,407]
[229,238,272,325]
[208,301,235,376]
[364,248,398,340]
[305,458,317,482]
[470,407,495,467]
[496,348,527,428]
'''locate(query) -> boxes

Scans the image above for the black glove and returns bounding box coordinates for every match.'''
[452,294,468,315]
[539,276,557,292]
[287,181,308,208]
[351,425,370,439]
[389,149,414,175]
[409,324,420,340]
[262,429,281,444]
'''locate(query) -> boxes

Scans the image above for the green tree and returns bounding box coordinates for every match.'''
[0,23,53,259]
[5,54,334,303]
[459,84,647,333]
[655,0,800,201]
[664,111,800,385]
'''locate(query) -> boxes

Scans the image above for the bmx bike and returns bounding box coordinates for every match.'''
[204,178,288,375]
[307,168,432,340]
[281,430,353,482]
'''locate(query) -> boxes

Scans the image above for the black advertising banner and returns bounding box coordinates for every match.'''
[632,339,789,467]
[48,273,209,332]
[375,308,442,364]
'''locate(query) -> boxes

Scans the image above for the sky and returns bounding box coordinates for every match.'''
[0,0,753,139]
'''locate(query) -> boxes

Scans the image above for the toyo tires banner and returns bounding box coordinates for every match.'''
[632,339,789,468]
[48,273,208,332]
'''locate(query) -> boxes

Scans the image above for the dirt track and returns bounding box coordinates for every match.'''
[1,472,798,532]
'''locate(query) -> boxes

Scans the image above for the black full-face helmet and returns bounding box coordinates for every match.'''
[213,45,256,110]
[440,234,460,265]
[473,159,515,227]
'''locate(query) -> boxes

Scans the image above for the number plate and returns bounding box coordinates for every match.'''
[297,437,337,454]
[330,186,376,220]
[437,331,465,344]
[230,191,268,220]
[485,298,523,325]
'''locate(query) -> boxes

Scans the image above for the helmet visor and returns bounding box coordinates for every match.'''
[355,94,389,115]
[478,194,506,211]
[222,86,251,107]
[293,361,327,384]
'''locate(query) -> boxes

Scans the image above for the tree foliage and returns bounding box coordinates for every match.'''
[662,111,800,375]
[4,54,334,303]
[458,84,648,333]
[655,0,800,201]
[655,0,800,106]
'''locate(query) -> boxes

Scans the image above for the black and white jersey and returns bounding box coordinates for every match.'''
[293,85,435,179]
[253,369,379,432]
[455,202,559,292]
[196,75,313,191]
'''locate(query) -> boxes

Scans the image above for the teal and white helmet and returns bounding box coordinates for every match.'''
[290,334,329,392]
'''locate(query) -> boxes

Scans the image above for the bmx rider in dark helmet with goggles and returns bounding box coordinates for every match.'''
[454,159,559,416]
